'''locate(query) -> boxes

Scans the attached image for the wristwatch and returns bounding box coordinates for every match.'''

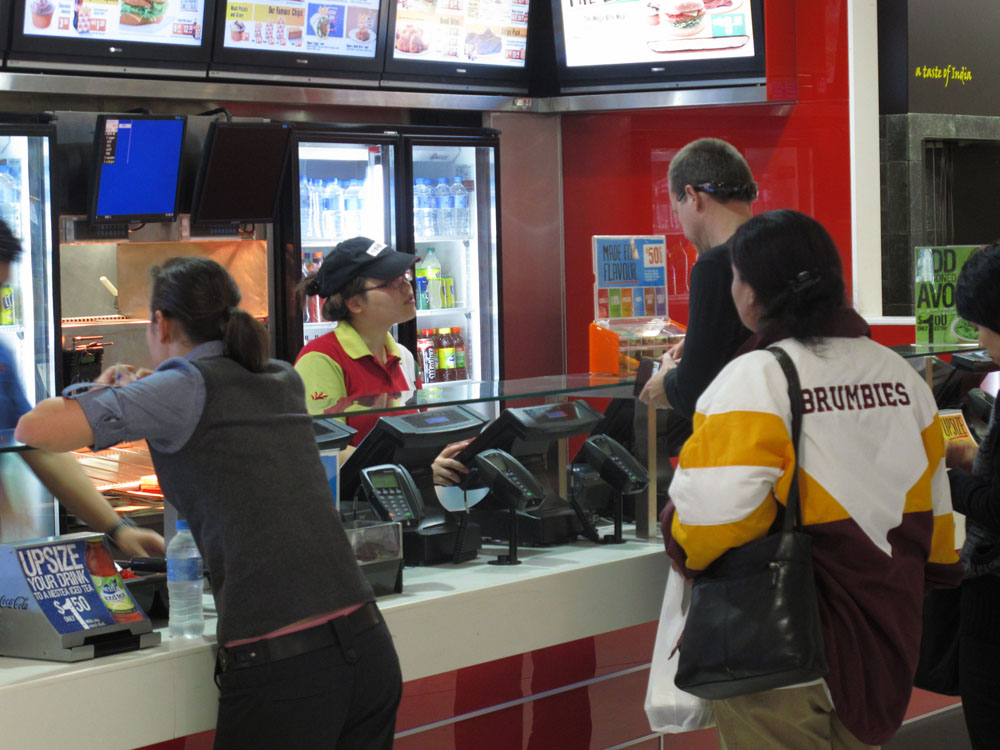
[106,515,138,541]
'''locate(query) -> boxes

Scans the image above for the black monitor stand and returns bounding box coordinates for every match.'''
[402,469,482,566]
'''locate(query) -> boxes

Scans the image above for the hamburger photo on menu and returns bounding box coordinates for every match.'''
[121,0,167,25]
[663,0,705,36]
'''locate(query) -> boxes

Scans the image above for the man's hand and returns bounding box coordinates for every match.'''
[114,526,166,557]
[432,439,472,486]
[946,440,978,473]
[667,337,685,361]
[638,351,679,409]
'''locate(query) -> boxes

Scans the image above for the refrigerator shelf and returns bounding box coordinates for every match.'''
[416,307,473,317]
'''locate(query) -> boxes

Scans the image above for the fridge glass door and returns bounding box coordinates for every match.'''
[0,132,59,541]
[296,140,396,345]
[411,144,498,385]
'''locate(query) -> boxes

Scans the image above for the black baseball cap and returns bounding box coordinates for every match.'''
[315,237,417,297]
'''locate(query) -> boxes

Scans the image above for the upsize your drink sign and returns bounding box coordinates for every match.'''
[592,235,667,321]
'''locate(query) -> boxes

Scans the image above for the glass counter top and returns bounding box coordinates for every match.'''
[318,373,636,418]
[890,343,983,359]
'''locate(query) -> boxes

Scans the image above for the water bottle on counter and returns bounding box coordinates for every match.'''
[167,519,204,639]
[434,177,454,237]
[298,176,313,239]
[451,177,470,237]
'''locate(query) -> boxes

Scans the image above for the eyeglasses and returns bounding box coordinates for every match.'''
[677,181,758,203]
[364,269,414,293]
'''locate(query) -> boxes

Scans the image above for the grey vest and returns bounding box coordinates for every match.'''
[150,356,373,644]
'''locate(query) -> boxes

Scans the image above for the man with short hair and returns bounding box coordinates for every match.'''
[639,138,757,424]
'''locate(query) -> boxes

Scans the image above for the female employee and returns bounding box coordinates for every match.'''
[664,210,963,748]
[297,236,467,485]
[945,240,1000,749]
[15,257,401,750]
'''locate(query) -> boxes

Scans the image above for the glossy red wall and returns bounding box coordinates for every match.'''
[561,0,854,372]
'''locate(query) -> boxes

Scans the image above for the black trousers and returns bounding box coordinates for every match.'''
[958,575,1000,750]
[214,619,402,750]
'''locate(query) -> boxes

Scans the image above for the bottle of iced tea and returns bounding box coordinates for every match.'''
[451,326,467,380]
[436,327,456,381]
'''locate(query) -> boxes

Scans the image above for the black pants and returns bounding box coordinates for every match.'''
[214,619,402,750]
[958,576,1000,750]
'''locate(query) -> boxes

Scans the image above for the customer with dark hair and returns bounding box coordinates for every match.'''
[639,137,756,429]
[16,256,401,750]
[297,236,469,485]
[0,219,162,554]
[664,210,963,748]
[945,240,1000,750]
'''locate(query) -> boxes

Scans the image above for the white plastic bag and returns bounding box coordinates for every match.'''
[644,567,715,733]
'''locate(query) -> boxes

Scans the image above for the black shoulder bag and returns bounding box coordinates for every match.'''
[674,346,829,700]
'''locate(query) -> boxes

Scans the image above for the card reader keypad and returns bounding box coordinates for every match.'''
[377,490,416,522]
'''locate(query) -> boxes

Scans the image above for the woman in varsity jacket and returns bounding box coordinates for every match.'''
[945,241,1000,750]
[663,210,963,749]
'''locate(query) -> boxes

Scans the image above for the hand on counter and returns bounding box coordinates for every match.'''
[638,351,679,409]
[114,525,166,557]
[433,439,472,486]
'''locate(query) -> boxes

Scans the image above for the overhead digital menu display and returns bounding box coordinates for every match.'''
[558,0,755,68]
[221,0,381,58]
[22,0,206,45]
[390,0,528,68]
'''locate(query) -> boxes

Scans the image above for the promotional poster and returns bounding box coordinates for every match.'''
[222,0,381,58]
[23,0,205,45]
[914,245,979,345]
[593,235,667,321]
[558,0,755,68]
[391,0,528,68]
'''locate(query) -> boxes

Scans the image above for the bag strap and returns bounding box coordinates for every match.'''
[768,346,804,532]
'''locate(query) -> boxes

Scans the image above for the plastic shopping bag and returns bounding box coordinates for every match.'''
[644,567,715,733]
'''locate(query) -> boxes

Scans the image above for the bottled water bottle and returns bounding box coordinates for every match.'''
[167,519,204,639]
[433,177,454,237]
[299,176,313,240]
[413,179,432,239]
[321,179,343,239]
[451,177,470,237]
[343,180,362,238]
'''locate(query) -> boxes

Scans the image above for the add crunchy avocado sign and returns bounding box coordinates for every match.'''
[914,245,978,345]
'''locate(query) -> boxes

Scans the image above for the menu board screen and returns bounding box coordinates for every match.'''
[558,0,755,68]
[221,0,381,58]
[22,0,206,45]
[391,0,528,69]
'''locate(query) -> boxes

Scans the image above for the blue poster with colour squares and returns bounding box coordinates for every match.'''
[592,235,666,320]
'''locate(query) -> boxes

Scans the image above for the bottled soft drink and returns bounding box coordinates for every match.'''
[298,176,313,240]
[452,326,467,380]
[321,179,343,239]
[308,252,324,322]
[167,519,205,639]
[424,247,443,309]
[0,284,14,325]
[434,177,454,237]
[343,180,363,238]
[414,253,429,310]
[416,330,435,384]
[451,177,470,237]
[85,538,144,623]
[436,327,456,381]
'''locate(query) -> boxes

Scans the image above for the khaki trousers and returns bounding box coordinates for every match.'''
[713,682,880,750]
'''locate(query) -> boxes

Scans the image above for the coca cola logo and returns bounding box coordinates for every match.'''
[0,595,30,610]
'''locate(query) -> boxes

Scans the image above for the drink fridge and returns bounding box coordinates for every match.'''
[275,125,502,386]
[0,123,61,541]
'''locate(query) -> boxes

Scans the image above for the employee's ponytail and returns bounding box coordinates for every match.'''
[149,257,269,373]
